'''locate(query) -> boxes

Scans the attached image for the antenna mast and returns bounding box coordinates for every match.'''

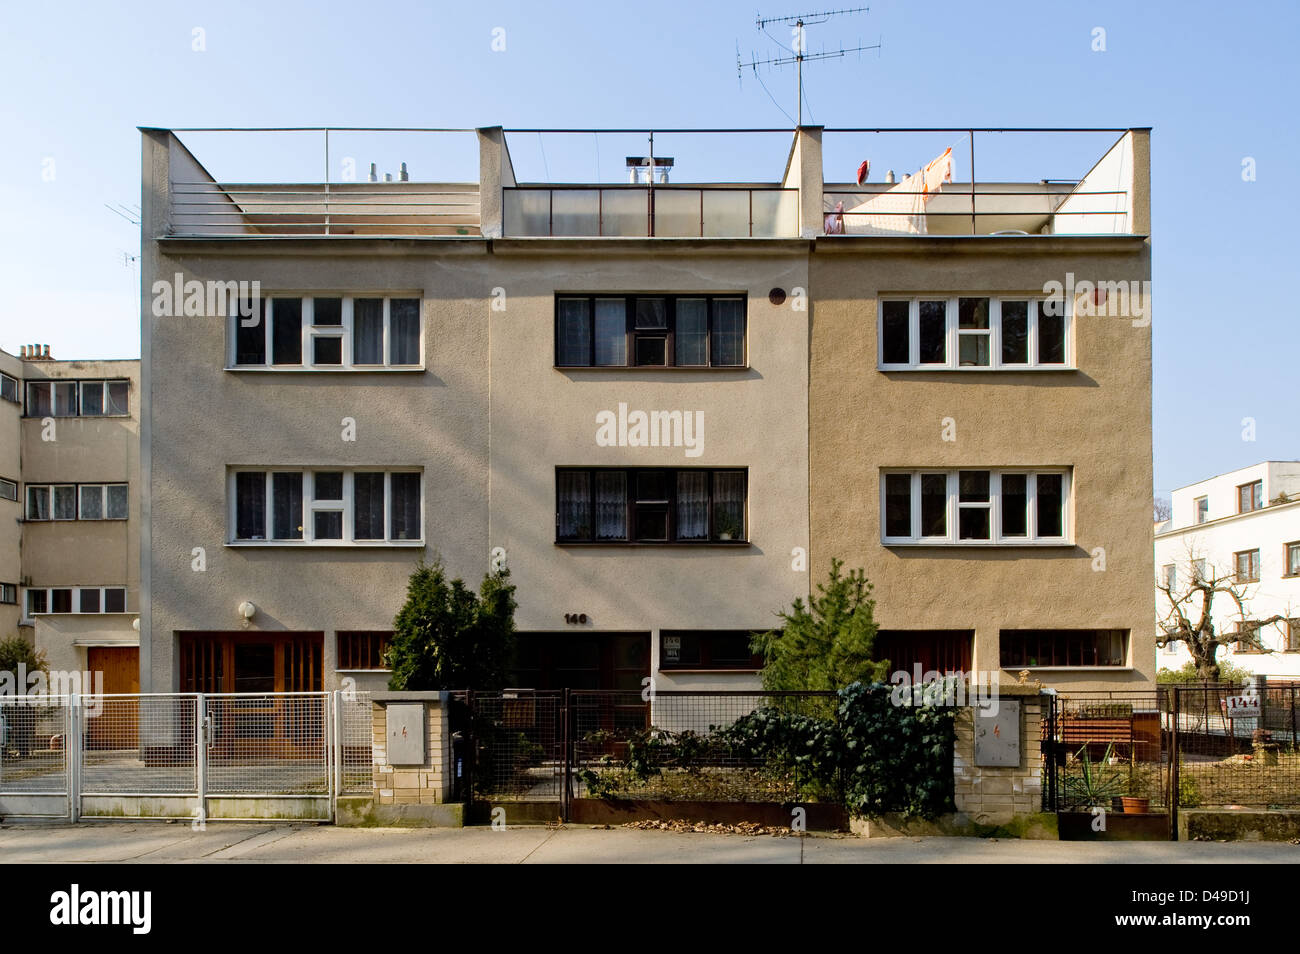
[739,6,880,125]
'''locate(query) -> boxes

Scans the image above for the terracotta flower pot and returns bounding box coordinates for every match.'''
[1120,796,1149,814]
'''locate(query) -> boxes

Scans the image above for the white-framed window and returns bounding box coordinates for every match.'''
[1162,564,1176,590]
[78,483,130,520]
[0,583,15,604]
[878,296,1071,370]
[0,372,18,403]
[26,484,77,520]
[24,379,128,417]
[24,586,126,617]
[0,477,16,501]
[229,468,423,545]
[882,468,1071,545]
[230,295,423,370]
[25,483,126,520]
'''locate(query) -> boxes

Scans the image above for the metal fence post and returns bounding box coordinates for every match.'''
[561,687,571,824]
[67,694,80,823]
[1169,687,1180,841]
[332,691,343,819]
[195,693,208,829]
[1291,686,1297,750]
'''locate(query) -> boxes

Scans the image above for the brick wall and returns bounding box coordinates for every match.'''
[952,688,1044,824]
[370,697,453,806]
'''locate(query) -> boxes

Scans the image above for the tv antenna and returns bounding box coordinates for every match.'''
[738,7,880,125]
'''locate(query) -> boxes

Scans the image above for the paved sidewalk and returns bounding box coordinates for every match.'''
[0,823,1297,863]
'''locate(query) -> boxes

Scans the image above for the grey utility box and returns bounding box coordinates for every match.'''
[386,703,427,766]
[973,699,1020,767]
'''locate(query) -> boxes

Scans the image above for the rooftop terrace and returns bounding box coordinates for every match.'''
[143,126,1149,241]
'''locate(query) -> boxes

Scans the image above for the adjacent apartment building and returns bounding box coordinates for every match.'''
[0,345,141,691]
[139,124,1153,699]
[1155,461,1300,678]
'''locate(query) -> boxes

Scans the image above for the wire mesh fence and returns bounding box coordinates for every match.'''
[83,694,198,794]
[1164,682,1300,809]
[1046,683,1300,813]
[339,691,375,795]
[206,693,329,795]
[1047,691,1168,812]
[0,696,69,794]
[462,689,842,805]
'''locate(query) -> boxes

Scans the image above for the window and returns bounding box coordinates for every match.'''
[1000,629,1128,667]
[337,631,392,670]
[0,583,15,604]
[1286,542,1300,578]
[0,478,16,502]
[1287,620,1300,654]
[1234,549,1260,582]
[1192,558,1207,582]
[1194,495,1209,524]
[882,469,1070,545]
[23,586,126,616]
[1234,620,1262,654]
[0,372,18,403]
[26,483,127,520]
[879,297,1069,370]
[1161,564,1176,591]
[231,296,423,369]
[23,379,128,417]
[556,468,747,543]
[1237,480,1263,514]
[78,484,129,520]
[554,295,747,368]
[231,469,422,544]
[659,631,763,670]
[79,380,130,416]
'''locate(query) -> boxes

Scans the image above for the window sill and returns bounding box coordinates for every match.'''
[878,365,1077,373]
[225,366,425,373]
[335,668,392,674]
[883,540,1074,548]
[659,668,762,674]
[555,540,751,548]
[226,540,425,548]
[554,365,751,372]
[22,414,131,420]
[1002,666,1134,672]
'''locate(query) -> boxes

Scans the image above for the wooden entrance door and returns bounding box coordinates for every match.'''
[87,647,140,750]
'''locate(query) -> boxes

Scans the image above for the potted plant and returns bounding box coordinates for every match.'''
[1063,742,1127,811]
[715,514,743,541]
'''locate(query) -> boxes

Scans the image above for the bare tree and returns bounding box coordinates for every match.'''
[1156,545,1291,680]
[1153,496,1171,522]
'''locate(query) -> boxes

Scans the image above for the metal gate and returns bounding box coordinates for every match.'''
[0,691,371,822]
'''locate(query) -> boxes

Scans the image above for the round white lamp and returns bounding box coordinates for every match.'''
[238,601,256,620]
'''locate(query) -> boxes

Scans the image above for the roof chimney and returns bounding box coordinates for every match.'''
[399,162,409,182]
[368,163,378,183]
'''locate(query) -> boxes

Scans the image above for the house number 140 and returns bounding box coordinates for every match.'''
[564,613,588,624]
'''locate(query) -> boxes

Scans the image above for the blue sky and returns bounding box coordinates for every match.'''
[0,0,1295,497]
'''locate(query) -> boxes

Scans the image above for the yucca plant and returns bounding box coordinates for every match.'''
[1062,742,1128,809]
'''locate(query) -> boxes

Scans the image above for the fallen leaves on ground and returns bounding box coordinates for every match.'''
[617,819,802,837]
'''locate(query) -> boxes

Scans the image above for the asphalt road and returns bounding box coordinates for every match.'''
[1,823,1297,863]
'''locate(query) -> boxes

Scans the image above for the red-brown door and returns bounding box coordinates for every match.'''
[87,647,140,749]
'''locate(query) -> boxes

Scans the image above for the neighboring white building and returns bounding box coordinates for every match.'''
[1155,461,1300,678]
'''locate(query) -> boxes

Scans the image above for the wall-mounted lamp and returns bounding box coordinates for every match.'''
[132,617,140,632]
[238,601,256,620]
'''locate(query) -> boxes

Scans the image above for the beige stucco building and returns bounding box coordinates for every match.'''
[138,124,1153,697]
[0,346,140,690]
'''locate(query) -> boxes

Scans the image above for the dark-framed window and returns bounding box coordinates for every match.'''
[1234,548,1260,582]
[659,630,763,670]
[0,372,18,404]
[1285,542,1300,578]
[337,631,392,670]
[1234,620,1263,654]
[1000,629,1128,668]
[24,379,129,417]
[555,294,747,368]
[556,467,747,543]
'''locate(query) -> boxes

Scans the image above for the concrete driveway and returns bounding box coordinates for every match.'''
[1,823,1297,863]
